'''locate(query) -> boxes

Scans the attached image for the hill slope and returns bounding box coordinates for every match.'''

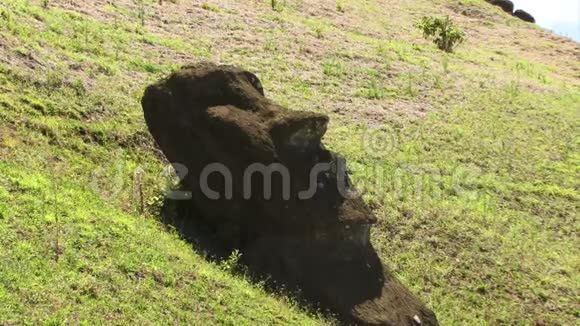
[0,0,578,324]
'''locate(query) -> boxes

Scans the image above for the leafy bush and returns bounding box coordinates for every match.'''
[416,16,465,52]
[220,250,244,273]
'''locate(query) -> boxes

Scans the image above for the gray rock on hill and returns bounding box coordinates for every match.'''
[513,9,536,23]
[487,0,514,13]
[485,0,536,25]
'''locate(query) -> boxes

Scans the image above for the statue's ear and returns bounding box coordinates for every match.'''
[244,71,264,96]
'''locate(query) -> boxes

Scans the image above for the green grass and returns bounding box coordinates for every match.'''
[326,85,579,324]
[0,0,578,324]
[0,1,326,324]
[0,162,325,325]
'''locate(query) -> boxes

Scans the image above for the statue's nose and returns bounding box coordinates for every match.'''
[270,114,329,152]
[287,119,326,149]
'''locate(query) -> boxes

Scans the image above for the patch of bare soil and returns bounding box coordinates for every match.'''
[28,0,580,125]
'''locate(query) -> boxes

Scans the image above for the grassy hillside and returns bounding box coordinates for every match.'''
[0,0,578,324]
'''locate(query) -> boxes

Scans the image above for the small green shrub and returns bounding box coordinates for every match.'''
[137,0,145,26]
[441,54,450,73]
[314,25,324,39]
[220,250,243,273]
[416,16,465,52]
[359,79,387,99]
[322,60,345,77]
[271,0,283,11]
[201,3,219,12]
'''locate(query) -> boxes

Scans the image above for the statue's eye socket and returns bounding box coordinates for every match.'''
[245,72,264,95]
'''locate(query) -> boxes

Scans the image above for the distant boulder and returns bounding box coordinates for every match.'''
[487,0,514,14]
[513,9,536,23]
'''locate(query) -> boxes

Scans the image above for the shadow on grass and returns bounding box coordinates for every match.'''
[156,195,424,325]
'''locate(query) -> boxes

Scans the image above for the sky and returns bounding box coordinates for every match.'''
[511,0,580,41]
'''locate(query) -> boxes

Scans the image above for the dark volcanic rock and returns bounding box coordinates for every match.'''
[513,9,536,23]
[142,62,438,325]
[487,0,514,13]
